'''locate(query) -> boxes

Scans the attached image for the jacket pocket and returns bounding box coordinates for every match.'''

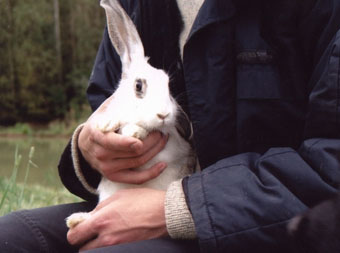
[236,61,306,153]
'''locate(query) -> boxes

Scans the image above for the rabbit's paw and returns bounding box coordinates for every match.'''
[121,124,148,139]
[66,212,91,229]
[95,115,120,133]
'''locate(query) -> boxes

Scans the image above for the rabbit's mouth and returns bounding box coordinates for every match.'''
[136,118,172,133]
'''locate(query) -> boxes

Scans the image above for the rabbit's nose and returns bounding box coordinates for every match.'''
[157,113,169,120]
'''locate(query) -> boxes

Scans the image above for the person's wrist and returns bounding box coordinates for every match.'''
[155,190,169,238]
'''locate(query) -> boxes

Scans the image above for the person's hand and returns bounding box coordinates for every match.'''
[79,96,168,184]
[67,188,168,251]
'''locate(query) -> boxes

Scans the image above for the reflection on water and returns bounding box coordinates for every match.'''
[0,137,69,188]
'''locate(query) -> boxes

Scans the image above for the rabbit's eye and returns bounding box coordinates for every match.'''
[136,79,143,92]
[135,78,146,98]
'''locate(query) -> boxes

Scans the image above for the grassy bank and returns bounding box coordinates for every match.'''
[0,105,92,138]
[0,178,81,216]
[0,146,81,216]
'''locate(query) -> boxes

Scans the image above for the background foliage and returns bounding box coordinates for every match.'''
[0,0,105,125]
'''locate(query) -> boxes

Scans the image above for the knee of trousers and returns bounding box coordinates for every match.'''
[0,210,49,252]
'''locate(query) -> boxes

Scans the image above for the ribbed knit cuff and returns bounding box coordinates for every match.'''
[165,180,197,239]
[71,123,98,195]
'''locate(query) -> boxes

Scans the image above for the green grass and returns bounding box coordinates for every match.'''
[0,146,81,216]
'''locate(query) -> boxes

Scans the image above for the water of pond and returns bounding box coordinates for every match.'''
[0,136,69,188]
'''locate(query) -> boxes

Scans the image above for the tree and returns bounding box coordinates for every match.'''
[0,0,105,125]
[53,0,62,83]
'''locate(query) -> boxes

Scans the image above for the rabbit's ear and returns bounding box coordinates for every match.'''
[100,0,145,70]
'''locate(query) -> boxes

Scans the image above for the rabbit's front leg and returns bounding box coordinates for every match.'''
[66,212,92,229]
[121,123,148,139]
[95,114,121,133]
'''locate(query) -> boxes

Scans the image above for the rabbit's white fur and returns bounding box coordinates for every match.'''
[98,126,194,201]
[66,0,196,229]
[96,58,177,141]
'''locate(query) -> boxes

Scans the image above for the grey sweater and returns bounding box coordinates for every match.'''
[177,0,204,58]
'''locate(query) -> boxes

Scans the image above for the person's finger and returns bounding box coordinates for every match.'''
[91,129,142,152]
[79,237,104,252]
[101,131,166,159]
[67,219,97,247]
[108,162,168,184]
[131,131,164,154]
[120,133,168,169]
[89,144,142,161]
[103,132,168,159]
[79,232,131,252]
[103,135,168,181]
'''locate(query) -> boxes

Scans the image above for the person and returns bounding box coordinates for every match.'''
[1,0,340,252]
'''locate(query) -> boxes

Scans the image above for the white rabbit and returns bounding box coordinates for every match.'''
[66,0,197,229]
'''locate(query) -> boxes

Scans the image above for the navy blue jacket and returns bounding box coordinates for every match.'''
[59,0,340,252]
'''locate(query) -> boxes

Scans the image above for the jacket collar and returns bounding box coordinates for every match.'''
[186,0,236,44]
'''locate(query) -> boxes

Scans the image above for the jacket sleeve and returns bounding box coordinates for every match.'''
[182,27,340,253]
[58,138,100,202]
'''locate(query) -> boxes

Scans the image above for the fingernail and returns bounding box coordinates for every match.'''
[163,133,169,141]
[159,162,167,172]
[130,141,142,151]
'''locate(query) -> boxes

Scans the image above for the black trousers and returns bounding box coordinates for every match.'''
[0,202,199,253]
